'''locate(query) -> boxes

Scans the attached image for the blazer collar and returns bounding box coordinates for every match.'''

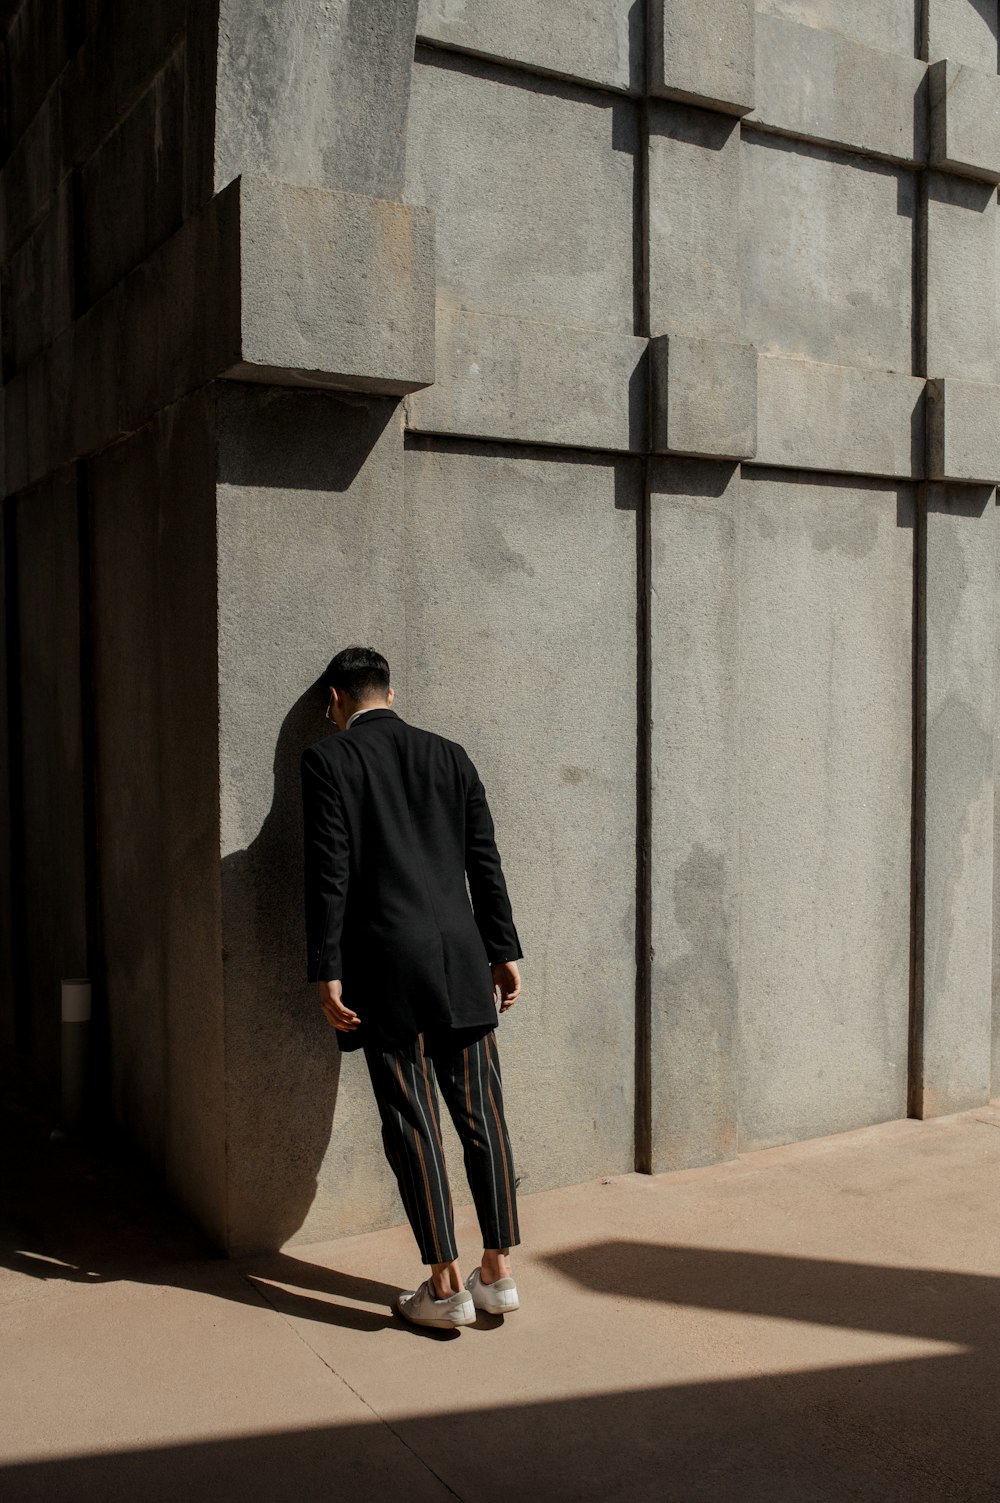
[347,707,400,730]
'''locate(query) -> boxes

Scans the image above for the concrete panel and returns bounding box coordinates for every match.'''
[919,488,997,1115]
[0,512,12,1061]
[647,103,741,341]
[926,0,999,69]
[403,439,638,1196]
[80,47,186,305]
[755,0,918,58]
[925,173,1000,385]
[404,305,647,451]
[405,51,638,333]
[927,378,1000,484]
[748,12,926,165]
[647,0,755,114]
[649,459,740,1171]
[231,178,436,396]
[650,335,757,459]
[216,386,409,1254]
[929,59,1000,184]
[737,470,914,1148]
[2,176,74,375]
[12,468,88,1082]
[88,391,226,1242]
[756,357,924,478]
[416,0,640,92]
[741,132,916,373]
[214,0,420,201]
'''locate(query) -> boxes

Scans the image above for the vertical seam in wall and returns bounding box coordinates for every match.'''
[633,18,653,1172]
[2,495,28,1056]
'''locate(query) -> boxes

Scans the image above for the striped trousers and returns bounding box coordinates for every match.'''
[363,1023,520,1266]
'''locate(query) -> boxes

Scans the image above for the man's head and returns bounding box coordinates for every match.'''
[323,645,393,731]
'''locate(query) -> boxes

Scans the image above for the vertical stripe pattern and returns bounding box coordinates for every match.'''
[363,1025,520,1265]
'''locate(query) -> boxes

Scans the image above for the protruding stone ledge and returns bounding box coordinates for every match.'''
[647,0,754,116]
[650,335,757,460]
[404,306,647,452]
[927,377,1000,484]
[755,357,924,479]
[747,13,926,166]
[929,59,1000,184]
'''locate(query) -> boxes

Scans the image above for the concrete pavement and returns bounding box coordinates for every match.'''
[2,1101,999,1501]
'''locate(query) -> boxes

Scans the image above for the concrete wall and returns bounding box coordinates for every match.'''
[2,0,999,1252]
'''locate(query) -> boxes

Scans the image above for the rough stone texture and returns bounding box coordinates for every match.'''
[647,0,755,114]
[755,0,918,58]
[404,50,638,333]
[650,335,757,459]
[736,471,914,1148]
[920,489,997,1115]
[10,467,88,1084]
[927,377,1000,484]
[402,439,638,1200]
[741,131,915,373]
[756,357,925,478]
[925,173,1000,385]
[215,0,420,200]
[649,460,740,1171]
[216,386,409,1253]
[748,12,927,165]
[416,0,641,93]
[647,103,741,340]
[926,0,999,70]
[87,392,226,1243]
[929,59,1000,184]
[232,177,436,395]
[404,306,647,451]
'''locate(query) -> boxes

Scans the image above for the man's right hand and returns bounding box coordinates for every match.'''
[319,979,361,1033]
[491,960,521,1013]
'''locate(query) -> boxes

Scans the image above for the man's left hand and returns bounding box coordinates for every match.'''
[319,979,360,1033]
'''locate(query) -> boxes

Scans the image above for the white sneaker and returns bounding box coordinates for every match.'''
[395,1278,476,1329]
[466,1266,520,1313]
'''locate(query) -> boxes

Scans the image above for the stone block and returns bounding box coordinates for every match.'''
[925,173,1000,384]
[404,305,647,451]
[647,0,755,115]
[214,0,420,202]
[755,0,918,58]
[736,470,914,1148]
[756,357,924,478]
[748,12,926,166]
[401,440,638,1200]
[650,335,757,459]
[231,177,435,395]
[649,458,740,1171]
[926,0,999,69]
[919,487,998,1115]
[648,103,741,341]
[741,132,916,375]
[929,59,1000,184]
[2,175,74,374]
[927,378,1000,485]
[405,51,638,333]
[416,0,640,92]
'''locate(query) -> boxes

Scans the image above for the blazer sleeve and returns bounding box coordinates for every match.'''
[462,752,523,965]
[300,744,350,983]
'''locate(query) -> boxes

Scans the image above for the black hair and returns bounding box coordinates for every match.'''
[323,645,391,704]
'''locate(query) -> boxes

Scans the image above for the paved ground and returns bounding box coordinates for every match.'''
[2,1091,999,1502]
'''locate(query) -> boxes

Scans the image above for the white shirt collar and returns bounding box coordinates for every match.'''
[346,705,387,730]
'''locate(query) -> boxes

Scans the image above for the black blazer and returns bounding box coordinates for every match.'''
[300,708,523,1051]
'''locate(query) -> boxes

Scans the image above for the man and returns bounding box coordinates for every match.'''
[300,645,524,1330]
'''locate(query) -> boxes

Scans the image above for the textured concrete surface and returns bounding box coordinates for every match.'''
[735,471,914,1149]
[647,0,755,114]
[755,0,918,59]
[926,1,999,70]
[919,490,997,1116]
[929,59,1000,183]
[927,378,1000,483]
[3,1103,1000,1502]
[402,440,639,1199]
[756,357,925,478]
[650,335,757,459]
[925,173,1000,385]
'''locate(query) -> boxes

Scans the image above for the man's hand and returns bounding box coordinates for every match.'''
[491,960,521,1013]
[319,979,360,1033]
